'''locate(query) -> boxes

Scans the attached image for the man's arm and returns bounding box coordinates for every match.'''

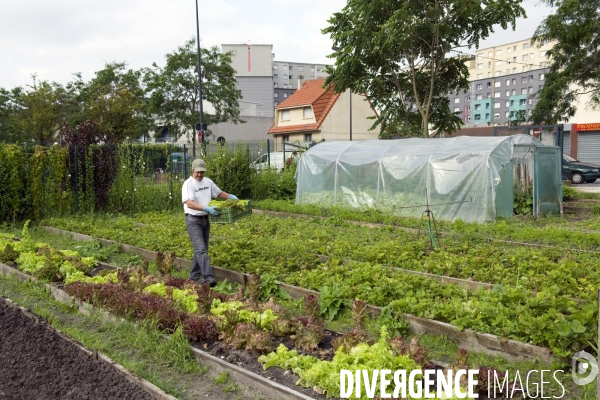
[185,200,209,211]
[217,191,230,200]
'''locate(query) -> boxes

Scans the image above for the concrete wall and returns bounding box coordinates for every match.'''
[222,44,273,77]
[209,116,274,141]
[236,77,274,116]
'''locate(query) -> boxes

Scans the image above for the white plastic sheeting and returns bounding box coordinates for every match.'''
[295,135,541,222]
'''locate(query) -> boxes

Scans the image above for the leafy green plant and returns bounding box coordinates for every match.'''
[514,188,533,215]
[318,284,351,320]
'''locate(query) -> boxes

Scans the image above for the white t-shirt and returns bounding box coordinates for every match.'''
[181,176,222,215]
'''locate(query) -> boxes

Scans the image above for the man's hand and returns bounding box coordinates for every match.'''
[203,206,219,216]
[228,194,239,201]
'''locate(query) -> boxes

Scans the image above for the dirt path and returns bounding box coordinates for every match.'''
[0,296,155,400]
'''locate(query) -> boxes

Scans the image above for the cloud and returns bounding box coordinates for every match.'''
[0,0,554,88]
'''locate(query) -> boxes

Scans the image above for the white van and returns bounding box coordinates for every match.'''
[250,152,299,171]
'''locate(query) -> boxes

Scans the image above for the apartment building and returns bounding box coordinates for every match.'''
[222,43,331,113]
[448,38,553,126]
[272,61,329,106]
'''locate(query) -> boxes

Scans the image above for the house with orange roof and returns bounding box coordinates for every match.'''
[267,78,379,147]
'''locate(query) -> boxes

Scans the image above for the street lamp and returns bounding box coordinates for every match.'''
[194,0,207,157]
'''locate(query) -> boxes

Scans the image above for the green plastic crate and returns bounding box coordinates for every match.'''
[209,202,253,224]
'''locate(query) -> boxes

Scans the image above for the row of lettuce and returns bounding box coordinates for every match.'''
[0,228,484,399]
[44,211,599,300]
[37,213,599,359]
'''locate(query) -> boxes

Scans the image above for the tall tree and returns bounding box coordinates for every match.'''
[7,76,71,145]
[68,63,147,143]
[143,38,243,143]
[323,0,526,137]
[531,0,600,124]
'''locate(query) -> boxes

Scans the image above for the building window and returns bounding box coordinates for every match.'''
[477,73,483,79]
[477,54,483,59]
[274,102,278,106]
[494,113,500,119]
[454,107,460,112]
[488,51,492,57]
[505,101,510,107]
[528,75,533,82]
[298,75,305,80]
[540,51,547,57]
[303,106,313,119]
[510,100,515,106]
[521,88,527,94]
[505,79,511,86]
[494,102,500,109]
[311,67,314,72]
[487,82,491,88]
[274,73,278,79]
[541,62,548,68]
[298,67,305,71]
[283,65,288,70]
[505,90,510,96]
[476,94,482,100]
[467,96,471,101]
[513,45,517,52]
[519,99,526,106]
[522,66,527,72]
[507,47,512,54]
[475,114,481,120]
[454,97,460,103]
[467,115,472,121]
[477,63,483,69]
[488,61,492,67]
[486,92,491,98]
[511,89,516,95]
[274,92,278,98]
[529,64,534,71]
[528,86,533,93]
[523,54,529,62]
[289,66,293,70]
[283,74,288,79]
[467,105,471,111]
[283,135,289,142]
[540,73,545,80]
[494,81,501,87]
[274,83,278,88]
[475,104,481,110]
[283,93,288,98]
[523,43,529,50]
[476,83,482,90]
[496,50,502,56]
[485,113,490,119]
[530,53,534,59]
[495,71,501,76]
[512,68,517,73]
[305,134,312,142]
[506,69,511,74]
[494,92,501,98]
[281,110,290,120]
[283,84,287,88]
[488,72,492,78]
[528,98,533,105]
[505,111,510,118]
[495,60,502,66]
[289,83,293,89]
[289,75,293,80]
[273,65,278,70]
[485,103,490,109]
[521,77,527,83]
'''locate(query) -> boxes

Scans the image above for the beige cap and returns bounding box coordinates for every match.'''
[191,159,207,172]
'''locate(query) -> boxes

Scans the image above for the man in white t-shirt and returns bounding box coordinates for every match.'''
[182,158,238,286]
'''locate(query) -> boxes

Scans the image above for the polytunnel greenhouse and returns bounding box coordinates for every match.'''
[295,135,562,223]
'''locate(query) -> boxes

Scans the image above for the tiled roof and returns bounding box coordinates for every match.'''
[268,78,341,135]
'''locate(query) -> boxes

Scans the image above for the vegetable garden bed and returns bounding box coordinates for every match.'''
[0,291,171,400]
[38,225,556,364]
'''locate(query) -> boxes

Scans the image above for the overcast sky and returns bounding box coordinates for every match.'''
[0,0,554,89]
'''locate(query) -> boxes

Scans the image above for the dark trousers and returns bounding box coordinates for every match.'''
[185,214,214,282]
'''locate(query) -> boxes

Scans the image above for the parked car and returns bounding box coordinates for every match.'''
[562,154,600,184]
[250,152,300,171]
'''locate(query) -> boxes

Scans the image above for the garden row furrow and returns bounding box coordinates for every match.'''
[39,225,585,362]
